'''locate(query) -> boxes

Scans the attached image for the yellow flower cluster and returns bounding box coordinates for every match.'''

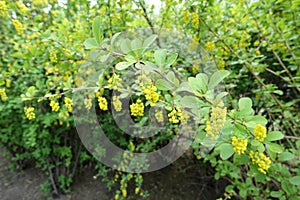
[6,79,11,88]
[141,84,159,106]
[249,151,271,174]
[12,19,23,35]
[205,41,215,51]
[49,49,57,63]
[112,96,122,112]
[130,99,144,116]
[98,96,108,111]
[183,10,190,24]
[253,124,267,142]
[84,98,92,110]
[64,97,72,113]
[50,100,60,112]
[205,101,227,140]
[231,136,248,155]
[32,0,48,6]
[24,107,35,120]
[108,74,122,92]
[58,110,69,121]
[191,11,199,28]
[168,107,182,124]
[155,110,164,123]
[0,1,8,17]
[0,88,8,101]
[16,1,29,13]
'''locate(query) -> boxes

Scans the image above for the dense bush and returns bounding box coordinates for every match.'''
[0,0,299,199]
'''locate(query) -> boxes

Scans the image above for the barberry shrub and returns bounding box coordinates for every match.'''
[0,0,299,199]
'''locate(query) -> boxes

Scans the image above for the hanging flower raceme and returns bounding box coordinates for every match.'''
[98,96,108,111]
[64,97,73,113]
[249,150,271,174]
[155,110,164,123]
[168,107,182,124]
[12,19,23,35]
[24,107,35,120]
[50,100,60,112]
[0,88,8,101]
[130,99,144,117]
[231,136,248,155]
[0,1,8,17]
[141,83,159,106]
[112,96,122,112]
[16,1,29,13]
[108,74,122,92]
[191,11,199,28]
[205,101,227,140]
[253,124,267,142]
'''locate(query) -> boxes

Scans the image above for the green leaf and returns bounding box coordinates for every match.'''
[215,92,228,100]
[245,115,267,127]
[238,97,252,110]
[267,143,284,153]
[131,38,143,51]
[208,70,230,90]
[26,86,36,98]
[279,152,294,161]
[290,176,300,186]
[120,39,131,54]
[155,79,173,91]
[270,191,283,198]
[154,49,167,67]
[93,16,102,44]
[115,61,135,70]
[165,53,178,67]
[265,131,284,142]
[84,38,99,49]
[218,143,234,160]
[111,32,121,47]
[180,96,201,109]
[142,34,157,50]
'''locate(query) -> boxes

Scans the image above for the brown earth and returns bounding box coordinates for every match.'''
[0,147,227,200]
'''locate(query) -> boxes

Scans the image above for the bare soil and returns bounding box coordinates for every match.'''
[0,148,226,200]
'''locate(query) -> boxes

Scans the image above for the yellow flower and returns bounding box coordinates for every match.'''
[6,79,11,88]
[49,49,57,63]
[108,74,122,92]
[253,124,267,142]
[58,110,69,121]
[135,187,140,194]
[0,88,8,101]
[205,41,215,51]
[16,1,29,13]
[114,194,119,200]
[32,0,48,6]
[183,10,190,24]
[122,189,127,198]
[155,110,164,123]
[205,101,227,140]
[231,136,248,155]
[50,100,60,112]
[112,96,122,112]
[191,11,199,28]
[130,99,144,117]
[0,1,8,17]
[141,84,159,106]
[24,107,35,120]
[64,97,72,113]
[168,107,182,124]
[98,96,108,111]
[12,19,23,35]
[84,98,92,110]
[249,150,271,174]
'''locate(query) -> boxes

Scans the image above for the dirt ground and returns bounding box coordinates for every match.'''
[0,147,226,200]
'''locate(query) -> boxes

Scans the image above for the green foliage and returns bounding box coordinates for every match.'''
[0,0,299,199]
